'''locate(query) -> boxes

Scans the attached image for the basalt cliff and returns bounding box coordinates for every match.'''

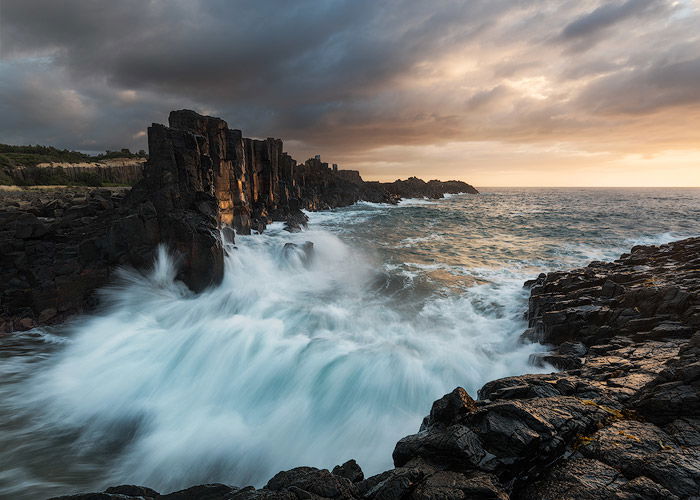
[0,110,477,332]
[51,237,700,499]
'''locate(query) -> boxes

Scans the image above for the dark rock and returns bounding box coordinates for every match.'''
[283,242,315,266]
[221,226,236,244]
[265,466,358,499]
[159,483,237,499]
[419,387,478,430]
[358,465,429,500]
[332,460,364,483]
[409,471,507,500]
[378,177,478,199]
[48,494,136,500]
[579,419,700,498]
[517,458,679,500]
[104,484,160,498]
[284,209,309,232]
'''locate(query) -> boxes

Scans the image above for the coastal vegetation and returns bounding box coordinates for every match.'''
[0,144,146,186]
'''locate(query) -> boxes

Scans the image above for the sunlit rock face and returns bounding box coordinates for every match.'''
[0,109,479,330]
[155,110,480,236]
[124,115,224,293]
[159,109,392,235]
[164,109,289,234]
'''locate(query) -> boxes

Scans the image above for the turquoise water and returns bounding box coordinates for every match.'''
[0,188,698,498]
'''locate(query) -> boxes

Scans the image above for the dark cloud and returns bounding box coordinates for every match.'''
[577,55,700,114]
[0,0,698,178]
[561,0,657,40]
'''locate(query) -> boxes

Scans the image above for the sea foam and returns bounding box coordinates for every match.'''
[12,225,547,492]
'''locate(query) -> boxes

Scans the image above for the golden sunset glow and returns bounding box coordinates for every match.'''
[1,0,699,185]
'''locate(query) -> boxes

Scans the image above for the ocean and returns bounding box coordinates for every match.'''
[1,187,698,498]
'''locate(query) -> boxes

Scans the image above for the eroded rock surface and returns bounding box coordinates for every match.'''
[1,110,477,332]
[49,238,700,498]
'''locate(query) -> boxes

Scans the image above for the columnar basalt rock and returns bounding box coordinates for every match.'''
[156,110,401,234]
[9,158,146,186]
[0,188,130,332]
[152,110,479,233]
[1,110,479,332]
[121,118,225,293]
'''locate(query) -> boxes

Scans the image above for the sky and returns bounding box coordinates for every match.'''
[1,0,699,186]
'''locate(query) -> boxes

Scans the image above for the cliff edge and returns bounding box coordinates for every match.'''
[0,110,478,332]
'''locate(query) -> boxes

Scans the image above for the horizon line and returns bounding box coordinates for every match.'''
[470,185,700,189]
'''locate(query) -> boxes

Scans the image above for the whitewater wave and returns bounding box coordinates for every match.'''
[5,187,692,498]
[398,198,439,206]
[5,226,548,493]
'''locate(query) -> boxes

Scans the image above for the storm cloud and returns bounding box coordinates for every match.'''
[1,0,699,185]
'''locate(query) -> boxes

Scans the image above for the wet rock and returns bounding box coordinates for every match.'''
[517,458,679,500]
[221,226,236,244]
[332,460,364,483]
[420,387,478,430]
[409,471,507,500]
[283,241,315,266]
[579,419,700,498]
[358,465,430,500]
[284,209,309,233]
[105,484,160,498]
[265,466,358,499]
[160,483,237,499]
[478,373,602,402]
[393,423,485,470]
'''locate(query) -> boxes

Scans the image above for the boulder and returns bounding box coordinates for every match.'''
[332,460,364,483]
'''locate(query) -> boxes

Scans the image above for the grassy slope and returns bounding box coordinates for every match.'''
[0,145,145,187]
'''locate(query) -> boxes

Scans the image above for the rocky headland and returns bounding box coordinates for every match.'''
[0,110,477,333]
[50,237,700,499]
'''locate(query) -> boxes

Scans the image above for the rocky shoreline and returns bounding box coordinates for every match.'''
[49,237,700,499]
[0,110,477,333]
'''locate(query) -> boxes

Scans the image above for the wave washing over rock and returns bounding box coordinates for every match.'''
[39,238,700,500]
[1,227,545,495]
[0,110,476,332]
[0,186,698,499]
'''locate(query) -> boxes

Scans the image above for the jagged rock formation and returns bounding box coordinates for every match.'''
[0,188,130,331]
[382,177,478,199]
[0,110,478,332]
[154,109,369,234]
[152,110,478,233]
[48,238,700,499]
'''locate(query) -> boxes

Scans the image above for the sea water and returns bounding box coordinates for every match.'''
[0,187,698,498]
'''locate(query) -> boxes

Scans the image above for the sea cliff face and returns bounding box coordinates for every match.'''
[148,110,477,234]
[10,158,146,186]
[0,110,478,332]
[47,237,700,499]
